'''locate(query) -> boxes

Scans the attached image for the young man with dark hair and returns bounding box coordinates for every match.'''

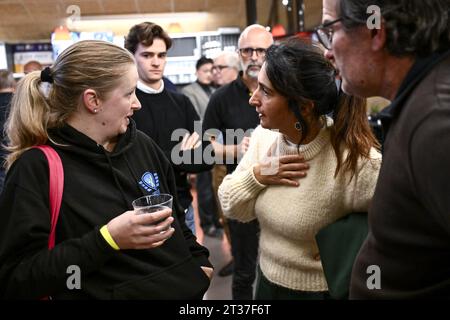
[126,22,213,235]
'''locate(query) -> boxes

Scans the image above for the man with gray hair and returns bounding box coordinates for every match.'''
[203,24,273,300]
[319,0,450,298]
[212,51,240,87]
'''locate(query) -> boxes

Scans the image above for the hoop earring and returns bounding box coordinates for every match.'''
[295,122,302,131]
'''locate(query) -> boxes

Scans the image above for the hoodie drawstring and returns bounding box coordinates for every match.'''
[124,153,147,198]
[104,151,130,209]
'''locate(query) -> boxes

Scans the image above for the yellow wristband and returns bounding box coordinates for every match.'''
[100,225,120,250]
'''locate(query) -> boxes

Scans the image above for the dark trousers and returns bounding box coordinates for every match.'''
[196,170,221,229]
[255,267,330,300]
[228,219,259,300]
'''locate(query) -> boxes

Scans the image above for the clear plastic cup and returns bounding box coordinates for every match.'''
[132,194,173,225]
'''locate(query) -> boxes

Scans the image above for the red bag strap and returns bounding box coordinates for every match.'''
[33,145,64,249]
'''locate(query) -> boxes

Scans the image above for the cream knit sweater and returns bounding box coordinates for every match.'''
[218,121,381,292]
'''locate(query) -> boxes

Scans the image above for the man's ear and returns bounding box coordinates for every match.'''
[371,22,386,52]
[82,89,100,114]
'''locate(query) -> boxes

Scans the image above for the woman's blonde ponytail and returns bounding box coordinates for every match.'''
[4,71,52,169]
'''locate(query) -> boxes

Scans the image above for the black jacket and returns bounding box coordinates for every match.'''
[0,120,211,299]
[132,88,213,210]
[203,73,260,174]
[350,50,450,299]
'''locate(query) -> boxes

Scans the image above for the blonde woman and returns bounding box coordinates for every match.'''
[0,40,212,299]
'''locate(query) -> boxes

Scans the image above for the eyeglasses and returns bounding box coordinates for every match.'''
[315,6,400,50]
[212,65,230,72]
[238,47,267,58]
[314,17,343,50]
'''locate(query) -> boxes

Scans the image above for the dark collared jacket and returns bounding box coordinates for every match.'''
[350,49,450,299]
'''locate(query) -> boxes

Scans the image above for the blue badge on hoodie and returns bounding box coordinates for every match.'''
[138,172,160,194]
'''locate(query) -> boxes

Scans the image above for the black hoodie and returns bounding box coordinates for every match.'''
[0,120,211,299]
[132,88,213,210]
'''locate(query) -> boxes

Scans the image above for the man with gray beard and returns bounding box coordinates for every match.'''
[203,24,273,300]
